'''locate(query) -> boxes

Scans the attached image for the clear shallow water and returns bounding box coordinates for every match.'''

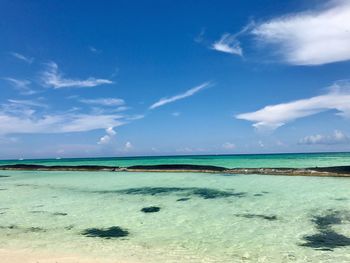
[0,170,350,262]
[1,152,350,168]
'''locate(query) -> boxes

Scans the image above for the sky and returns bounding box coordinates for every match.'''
[1,0,350,159]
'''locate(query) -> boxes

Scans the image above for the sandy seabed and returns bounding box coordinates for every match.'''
[0,248,139,263]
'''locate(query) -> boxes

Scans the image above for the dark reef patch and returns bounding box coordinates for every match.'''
[29,210,68,216]
[0,225,46,232]
[115,187,186,196]
[191,188,245,199]
[301,230,350,250]
[0,175,10,178]
[301,210,350,250]
[235,213,278,221]
[65,225,75,230]
[27,227,46,233]
[333,198,348,201]
[99,187,247,200]
[141,206,161,213]
[253,193,263,197]
[312,211,343,230]
[82,226,129,239]
[176,197,191,202]
[30,210,46,214]
[52,212,68,216]
[0,188,7,191]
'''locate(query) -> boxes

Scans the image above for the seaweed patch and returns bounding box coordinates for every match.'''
[82,226,129,239]
[235,213,278,221]
[141,206,160,213]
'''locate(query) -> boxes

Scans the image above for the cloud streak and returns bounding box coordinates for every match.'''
[149,82,210,109]
[236,81,350,130]
[79,98,125,106]
[41,62,113,89]
[10,52,34,64]
[252,0,350,65]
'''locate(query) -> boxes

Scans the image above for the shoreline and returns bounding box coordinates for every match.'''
[1,164,350,177]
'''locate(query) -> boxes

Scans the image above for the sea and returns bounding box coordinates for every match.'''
[0,152,349,262]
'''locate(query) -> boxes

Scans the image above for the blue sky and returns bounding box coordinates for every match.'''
[1,0,350,159]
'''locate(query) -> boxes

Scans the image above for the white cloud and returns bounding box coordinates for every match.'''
[98,127,117,145]
[211,34,243,56]
[88,46,101,54]
[3,78,37,95]
[236,81,350,131]
[80,98,125,106]
[222,142,236,149]
[149,82,210,109]
[124,141,133,150]
[41,62,113,89]
[252,0,350,65]
[10,52,34,64]
[299,130,350,145]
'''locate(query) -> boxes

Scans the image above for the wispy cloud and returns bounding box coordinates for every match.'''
[149,82,210,110]
[41,62,113,89]
[10,52,34,64]
[7,99,47,108]
[252,0,350,65]
[3,78,37,95]
[222,142,236,150]
[236,81,350,130]
[299,130,350,145]
[0,112,124,135]
[194,28,206,43]
[0,99,125,135]
[79,98,125,106]
[211,34,243,56]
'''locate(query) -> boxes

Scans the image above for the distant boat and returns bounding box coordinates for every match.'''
[18,158,24,161]
[56,157,61,160]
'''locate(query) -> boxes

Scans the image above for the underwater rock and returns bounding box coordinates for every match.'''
[141,206,161,213]
[82,226,129,239]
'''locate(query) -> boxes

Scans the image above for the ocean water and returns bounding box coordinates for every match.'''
[1,152,350,168]
[0,163,350,262]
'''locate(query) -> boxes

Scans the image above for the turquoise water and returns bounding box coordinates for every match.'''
[1,152,350,168]
[0,168,350,262]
